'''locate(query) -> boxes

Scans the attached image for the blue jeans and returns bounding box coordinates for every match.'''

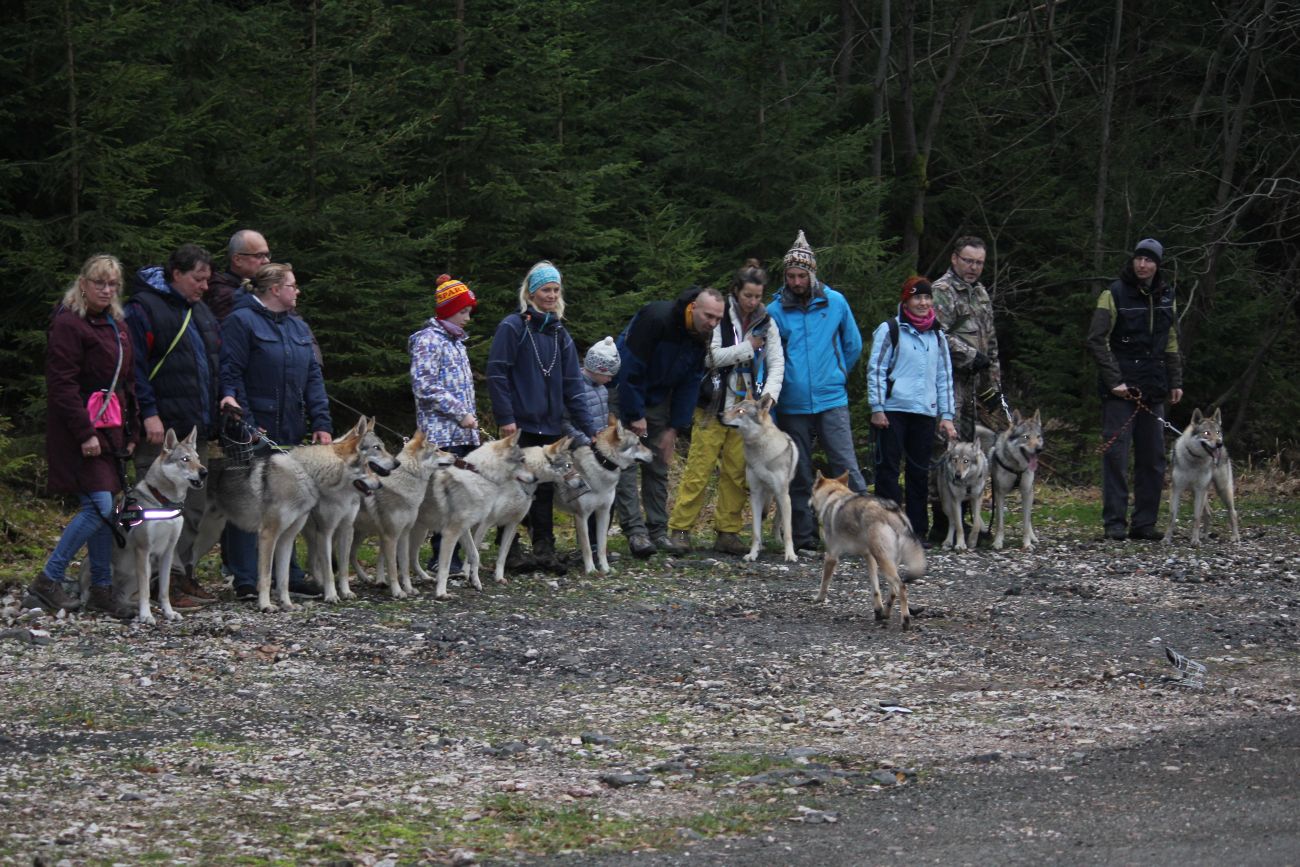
[44,491,115,588]
[776,405,868,545]
[225,525,305,588]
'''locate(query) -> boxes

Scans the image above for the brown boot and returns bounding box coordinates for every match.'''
[668,529,692,553]
[24,573,82,613]
[86,584,130,618]
[172,568,216,604]
[713,531,748,556]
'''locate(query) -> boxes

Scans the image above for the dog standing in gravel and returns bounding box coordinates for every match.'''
[985,409,1045,551]
[81,426,206,624]
[719,394,798,563]
[937,437,988,551]
[1164,407,1240,546]
[555,418,654,574]
[811,471,924,629]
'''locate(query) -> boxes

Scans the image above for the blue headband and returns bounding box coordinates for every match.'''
[527,263,561,294]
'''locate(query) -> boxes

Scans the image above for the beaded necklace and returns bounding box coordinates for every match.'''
[525,314,560,376]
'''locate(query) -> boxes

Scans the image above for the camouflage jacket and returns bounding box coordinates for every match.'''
[931,268,1001,390]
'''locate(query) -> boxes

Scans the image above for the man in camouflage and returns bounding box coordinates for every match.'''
[929,235,1001,540]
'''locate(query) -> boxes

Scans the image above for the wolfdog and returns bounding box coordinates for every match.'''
[811,471,925,629]
[1164,407,1240,546]
[937,438,988,551]
[719,394,799,563]
[81,426,206,624]
[190,429,382,612]
[555,418,654,574]
[343,430,454,602]
[302,417,400,603]
[986,409,1045,551]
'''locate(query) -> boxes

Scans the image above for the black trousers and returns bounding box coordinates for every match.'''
[873,411,936,537]
[1101,397,1167,534]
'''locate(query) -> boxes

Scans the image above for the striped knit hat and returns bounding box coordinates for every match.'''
[435,273,477,320]
[783,229,817,274]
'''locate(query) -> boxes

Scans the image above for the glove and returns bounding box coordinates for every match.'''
[980,386,1002,404]
[969,351,992,373]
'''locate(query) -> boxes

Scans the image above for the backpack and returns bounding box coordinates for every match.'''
[883,316,943,399]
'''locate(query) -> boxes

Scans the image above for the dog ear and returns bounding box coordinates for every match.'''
[163,428,178,451]
[1190,407,1203,425]
[553,435,572,453]
[1012,409,1022,424]
[814,470,824,483]
[1211,407,1222,425]
[1032,409,1041,425]
[183,426,198,446]
[507,429,521,446]
[409,429,426,448]
[365,416,377,434]
[835,471,849,484]
[759,393,775,414]
[947,438,957,452]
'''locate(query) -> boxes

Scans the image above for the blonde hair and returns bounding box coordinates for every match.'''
[517,261,566,319]
[61,253,124,319]
[243,262,295,296]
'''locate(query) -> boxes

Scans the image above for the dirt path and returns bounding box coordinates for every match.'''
[2,524,1297,865]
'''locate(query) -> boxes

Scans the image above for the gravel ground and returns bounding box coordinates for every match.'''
[1,518,1297,866]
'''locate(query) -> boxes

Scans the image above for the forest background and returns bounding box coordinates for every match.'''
[1,0,1297,490]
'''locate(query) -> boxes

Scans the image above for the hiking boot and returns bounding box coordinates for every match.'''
[668,529,693,552]
[25,573,82,613]
[628,533,655,559]
[503,541,535,573]
[288,575,323,598]
[531,539,568,575]
[653,533,687,555]
[86,584,128,618]
[712,531,748,556]
[172,569,216,605]
[233,583,259,601]
[167,584,206,610]
[1128,526,1162,541]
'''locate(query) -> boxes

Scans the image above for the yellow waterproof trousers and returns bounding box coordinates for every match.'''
[668,409,748,534]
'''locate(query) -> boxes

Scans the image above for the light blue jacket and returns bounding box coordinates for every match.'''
[767,283,861,414]
[866,312,955,419]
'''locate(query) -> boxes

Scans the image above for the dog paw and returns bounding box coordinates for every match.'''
[260,604,277,614]
[390,589,408,600]
[742,552,758,563]
[139,614,157,626]
[163,610,182,622]
[782,551,798,563]
[322,593,340,604]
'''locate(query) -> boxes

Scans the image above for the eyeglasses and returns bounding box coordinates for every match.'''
[236,250,272,261]
[86,278,121,290]
[956,254,985,269]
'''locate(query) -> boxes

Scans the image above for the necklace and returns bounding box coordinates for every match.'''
[526,318,560,376]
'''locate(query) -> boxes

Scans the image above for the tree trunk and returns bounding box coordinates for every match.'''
[308,0,319,210]
[869,0,891,188]
[1091,0,1123,271]
[62,0,80,252]
[837,0,858,97]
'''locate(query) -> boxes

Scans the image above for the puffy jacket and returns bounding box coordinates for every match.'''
[564,371,611,446]
[487,308,593,438]
[614,289,712,431]
[865,311,954,419]
[125,266,220,440]
[220,292,331,444]
[410,318,479,448]
[767,282,861,414]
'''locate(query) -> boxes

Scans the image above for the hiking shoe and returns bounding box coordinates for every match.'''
[503,541,535,573]
[628,533,655,559]
[668,529,693,553]
[288,575,323,598]
[712,531,748,556]
[1128,526,1162,541]
[233,583,259,601]
[653,534,687,555]
[25,573,82,613]
[86,584,130,618]
[172,570,217,604]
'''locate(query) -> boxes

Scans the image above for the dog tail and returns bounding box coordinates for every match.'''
[897,527,926,585]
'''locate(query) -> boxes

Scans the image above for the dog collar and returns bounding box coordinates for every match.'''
[452,457,479,474]
[586,444,621,473]
[147,484,184,509]
[993,451,1024,484]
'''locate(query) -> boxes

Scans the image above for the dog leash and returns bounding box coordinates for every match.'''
[327,394,410,444]
[1096,389,1182,455]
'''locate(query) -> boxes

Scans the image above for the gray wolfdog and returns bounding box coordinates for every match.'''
[719,394,799,563]
[937,438,988,551]
[304,417,401,604]
[81,426,206,624]
[1164,407,1240,546]
[811,471,925,629]
[191,425,383,613]
[986,409,1045,551]
[345,430,454,601]
[555,418,654,574]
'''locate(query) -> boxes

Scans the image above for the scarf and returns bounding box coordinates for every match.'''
[439,319,466,341]
[902,306,936,332]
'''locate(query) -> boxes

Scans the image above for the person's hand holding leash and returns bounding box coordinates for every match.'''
[144,415,165,445]
[629,417,647,437]
[871,412,889,429]
[939,419,958,440]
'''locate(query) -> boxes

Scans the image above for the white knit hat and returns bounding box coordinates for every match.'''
[584,336,621,376]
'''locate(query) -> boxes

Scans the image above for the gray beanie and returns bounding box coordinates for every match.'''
[584,336,621,376]
[1134,238,1164,264]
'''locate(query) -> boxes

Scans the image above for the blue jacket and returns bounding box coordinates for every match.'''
[614,290,711,431]
[767,283,861,414]
[564,371,611,446]
[220,292,331,444]
[487,308,594,438]
[866,311,955,419]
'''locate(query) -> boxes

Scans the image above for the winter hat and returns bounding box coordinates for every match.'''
[526,261,562,294]
[782,229,817,274]
[1134,238,1164,264]
[900,276,933,303]
[584,336,621,377]
[435,273,477,320]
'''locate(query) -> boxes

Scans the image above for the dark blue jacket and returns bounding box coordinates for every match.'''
[614,289,711,431]
[220,292,331,444]
[125,266,220,439]
[487,308,594,438]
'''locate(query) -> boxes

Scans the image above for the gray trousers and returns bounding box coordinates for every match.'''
[1101,396,1167,534]
[776,405,868,546]
[132,436,210,574]
[613,398,672,539]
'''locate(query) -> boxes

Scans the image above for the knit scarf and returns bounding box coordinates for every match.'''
[439,319,466,341]
[902,306,936,332]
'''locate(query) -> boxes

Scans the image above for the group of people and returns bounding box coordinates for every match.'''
[28,231,330,614]
[28,226,1183,614]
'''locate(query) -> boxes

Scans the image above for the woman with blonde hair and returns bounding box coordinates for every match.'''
[26,254,140,615]
[486,260,596,572]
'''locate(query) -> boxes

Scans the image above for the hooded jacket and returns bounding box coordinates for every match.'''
[486,308,593,438]
[866,309,955,419]
[766,281,861,414]
[219,291,331,444]
[614,288,713,431]
[1087,261,1183,401]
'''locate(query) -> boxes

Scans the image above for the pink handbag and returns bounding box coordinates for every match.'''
[86,389,122,428]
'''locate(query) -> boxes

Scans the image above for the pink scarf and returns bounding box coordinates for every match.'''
[901,306,936,332]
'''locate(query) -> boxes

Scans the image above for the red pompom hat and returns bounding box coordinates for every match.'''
[435,273,477,320]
